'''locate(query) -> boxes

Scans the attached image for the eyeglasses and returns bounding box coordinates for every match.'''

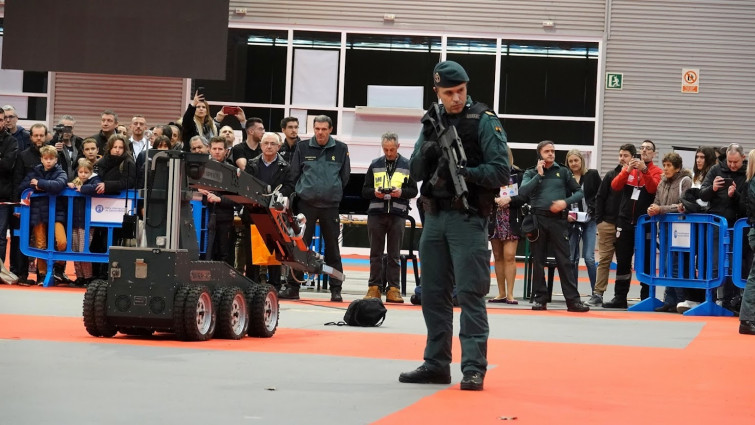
[640,146,654,151]
[4,115,16,120]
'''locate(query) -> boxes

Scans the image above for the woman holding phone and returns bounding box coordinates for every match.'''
[181,88,218,150]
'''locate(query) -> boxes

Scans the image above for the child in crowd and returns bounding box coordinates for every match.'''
[67,158,102,287]
[81,138,100,164]
[19,145,68,285]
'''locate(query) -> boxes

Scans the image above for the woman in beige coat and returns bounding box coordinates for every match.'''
[647,152,692,312]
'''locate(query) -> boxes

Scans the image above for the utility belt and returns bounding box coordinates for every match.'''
[420,195,466,215]
[532,209,567,219]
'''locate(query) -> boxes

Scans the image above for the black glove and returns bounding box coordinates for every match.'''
[436,156,451,180]
[458,166,468,178]
[420,140,441,163]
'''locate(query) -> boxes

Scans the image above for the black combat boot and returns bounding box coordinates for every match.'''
[330,286,342,302]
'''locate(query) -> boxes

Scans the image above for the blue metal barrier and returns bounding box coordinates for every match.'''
[16,189,207,287]
[732,218,752,289]
[630,213,732,316]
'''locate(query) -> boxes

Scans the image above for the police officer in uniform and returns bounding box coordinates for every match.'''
[399,61,509,391]
[519,140,590,312]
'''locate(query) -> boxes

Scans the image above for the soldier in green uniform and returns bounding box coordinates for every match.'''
[518,140,590,312]
[399,61,509,391]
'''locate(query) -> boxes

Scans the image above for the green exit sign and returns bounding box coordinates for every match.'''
[606,72,623,90]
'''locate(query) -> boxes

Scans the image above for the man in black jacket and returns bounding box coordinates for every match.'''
[279,116,301,164]
[280,115,349,302]
[89,110,118,154]
[11,124,47,284]
[0,123,18,274]
[361,132,418,303]
[201,137,238,267]
[699,143,749,313]
[245,132,294,290]
[588,144,634,307]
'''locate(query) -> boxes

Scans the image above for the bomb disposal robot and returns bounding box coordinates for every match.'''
[82,151,343,341]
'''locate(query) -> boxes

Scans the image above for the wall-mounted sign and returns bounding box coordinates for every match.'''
[606,72,623,90]
[682,68,699,93]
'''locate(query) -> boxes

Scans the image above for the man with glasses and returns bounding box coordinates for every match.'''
[603,140,662,308]
[245,132,293,290]
[698,143,749,314]
[2,105,30,151]
[0,116,18,281]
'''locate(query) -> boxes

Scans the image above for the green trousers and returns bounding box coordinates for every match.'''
[419,209,490,375]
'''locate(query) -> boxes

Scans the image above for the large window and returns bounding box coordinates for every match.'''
[446,38,497,108]
[344,34,440,108]
[193,28,600,162]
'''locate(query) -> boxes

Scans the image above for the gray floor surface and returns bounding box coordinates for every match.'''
[0,266,698,425]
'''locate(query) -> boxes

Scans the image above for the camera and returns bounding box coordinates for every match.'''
[633,153,642,159]
[53,124,72,136]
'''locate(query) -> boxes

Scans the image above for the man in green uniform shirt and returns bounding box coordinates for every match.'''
[518,140,590,312]
[399,61,509,391]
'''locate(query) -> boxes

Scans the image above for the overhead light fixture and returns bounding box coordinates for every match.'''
[542,20,555,28]
[383,13,396,22]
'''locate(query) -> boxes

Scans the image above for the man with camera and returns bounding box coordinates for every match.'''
[49,115,83,180]
[518,140,590,313]
[699,143,748,313]
[602,139,661,308]
[361,132,418,304]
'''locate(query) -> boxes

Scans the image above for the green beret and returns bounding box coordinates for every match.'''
[433,61,469,87]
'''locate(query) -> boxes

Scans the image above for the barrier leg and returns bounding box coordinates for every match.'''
[684,288,734,317]
[627,284,662,311]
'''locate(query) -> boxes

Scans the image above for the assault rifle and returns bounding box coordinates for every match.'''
[422,102,470,213]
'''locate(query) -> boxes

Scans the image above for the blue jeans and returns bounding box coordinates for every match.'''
[569,218,596,292]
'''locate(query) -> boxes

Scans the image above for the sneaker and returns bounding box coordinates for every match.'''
[53,270,74,285]
[585,294,603,307]
[676,300,700,314]
[36,274,46,286]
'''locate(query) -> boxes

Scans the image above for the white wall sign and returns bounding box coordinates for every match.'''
[292,49,339,107]
[90,198,133,224]
[681,68,699,93]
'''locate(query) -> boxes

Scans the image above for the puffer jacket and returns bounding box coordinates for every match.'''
[19,163,68,225]
[652,169,693,214]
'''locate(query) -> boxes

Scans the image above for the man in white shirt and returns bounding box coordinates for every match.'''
[129,115,148,161]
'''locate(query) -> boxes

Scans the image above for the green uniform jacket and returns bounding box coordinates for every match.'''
[519,162,583,210]
[289,135,351,208]
[409,96,509,190]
